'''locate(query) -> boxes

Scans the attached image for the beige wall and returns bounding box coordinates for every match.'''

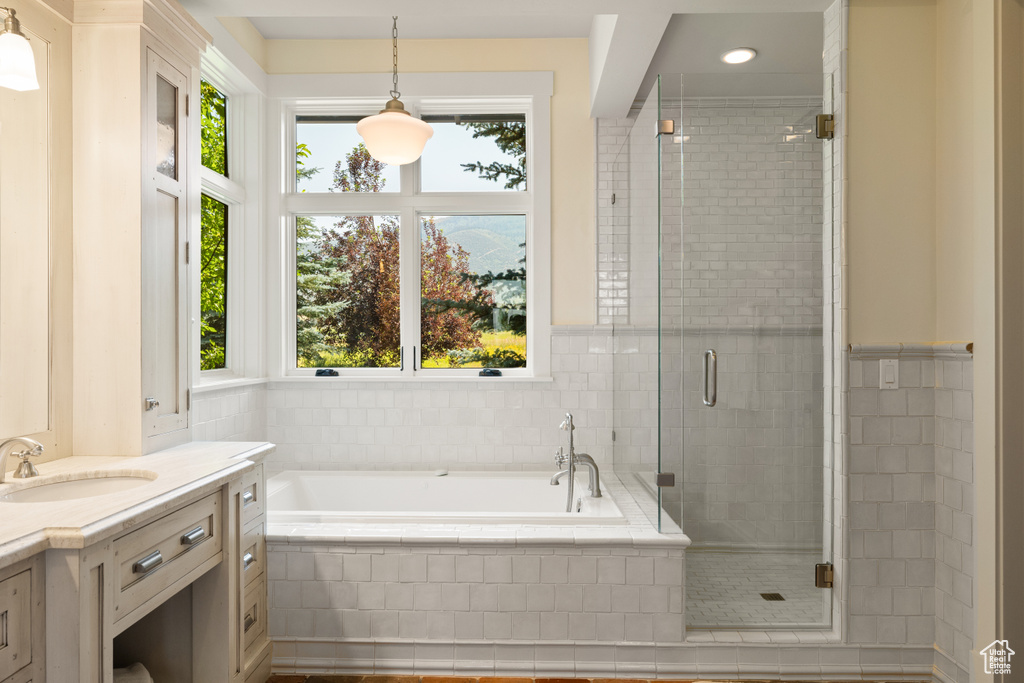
[848,0,977,344]
[848,0,937,344]
[935,0,975,340]
[226,28,596,325]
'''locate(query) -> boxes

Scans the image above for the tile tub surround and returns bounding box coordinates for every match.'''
[263,327,614,476]
[267,474,688,674]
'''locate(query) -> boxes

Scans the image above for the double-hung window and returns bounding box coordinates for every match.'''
[198,69,258,381]
[286,94,549,378]
[199,80,232,372]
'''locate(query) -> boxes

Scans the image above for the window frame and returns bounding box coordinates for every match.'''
[273,73,552,380]
[193,53,264,388]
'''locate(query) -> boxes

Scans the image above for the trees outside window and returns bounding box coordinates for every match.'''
[294,114,529,372]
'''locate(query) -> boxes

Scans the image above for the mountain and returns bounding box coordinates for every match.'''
[427,215,526,275]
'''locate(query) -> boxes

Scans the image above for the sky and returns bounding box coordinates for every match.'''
[296,120,522,194]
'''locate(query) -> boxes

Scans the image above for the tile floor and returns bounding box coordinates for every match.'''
[685,550,827,628]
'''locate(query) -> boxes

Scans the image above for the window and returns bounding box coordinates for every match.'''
[287,101,545,378]
[199,80,230,371]
[196,64,259,384]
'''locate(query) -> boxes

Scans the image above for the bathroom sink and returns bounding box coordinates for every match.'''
[0,471,158,503]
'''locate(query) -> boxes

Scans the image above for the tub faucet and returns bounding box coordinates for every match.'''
[550,453,602,498]
[550,412,602,512]
[0,437,43,484]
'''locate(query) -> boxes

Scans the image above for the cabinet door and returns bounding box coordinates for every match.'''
[142,49,189,442]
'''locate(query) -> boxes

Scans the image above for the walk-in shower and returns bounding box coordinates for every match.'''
[605,72,833,629]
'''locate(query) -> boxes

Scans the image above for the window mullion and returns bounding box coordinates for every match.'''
[399,206,420,376]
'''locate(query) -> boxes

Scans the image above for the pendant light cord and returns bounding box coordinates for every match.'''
[390,16,401,100]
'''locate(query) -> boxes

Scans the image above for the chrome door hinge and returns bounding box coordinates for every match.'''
[656,472,675,487]
[815,562,834,588]
[816,113,835,140]
[657,119,675,136]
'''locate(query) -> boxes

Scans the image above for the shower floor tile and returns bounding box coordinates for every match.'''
[685,550,828,629]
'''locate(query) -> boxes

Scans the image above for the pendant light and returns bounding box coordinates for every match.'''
[0,8,39,92]
[356,16,432,166]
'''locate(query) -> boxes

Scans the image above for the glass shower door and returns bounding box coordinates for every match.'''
[676,73,831,629]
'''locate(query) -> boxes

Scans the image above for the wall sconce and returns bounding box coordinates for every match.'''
[356,16,432,165]
[0,8,39,91]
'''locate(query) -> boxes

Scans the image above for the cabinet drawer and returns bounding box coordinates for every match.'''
[241,519,265,587]
[242,576,266,666]
[240,469,264,526]
[0,570,31,681]
[113,492,222,620]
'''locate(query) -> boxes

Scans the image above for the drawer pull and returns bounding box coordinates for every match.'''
[244,613,256,632]
[242,490,254,506]
[243,551,255,569]
[133,550,163,575]
[180,526,207,546]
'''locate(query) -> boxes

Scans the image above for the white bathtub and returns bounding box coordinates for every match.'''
[267,470,627,525]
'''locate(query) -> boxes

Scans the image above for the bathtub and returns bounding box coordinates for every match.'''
[267,470,627,525]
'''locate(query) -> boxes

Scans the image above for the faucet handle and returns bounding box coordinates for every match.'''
[554,447,569,468]
[13,446,41,479]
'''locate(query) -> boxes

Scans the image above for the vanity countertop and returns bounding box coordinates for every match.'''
[0,440,273,569]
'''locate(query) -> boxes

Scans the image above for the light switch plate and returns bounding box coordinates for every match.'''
[879,358,899,390]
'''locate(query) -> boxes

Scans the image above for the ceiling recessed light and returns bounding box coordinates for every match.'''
[721,48,757,65]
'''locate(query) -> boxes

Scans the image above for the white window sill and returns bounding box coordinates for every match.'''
[269,375,553,385]
[193,376,268,394]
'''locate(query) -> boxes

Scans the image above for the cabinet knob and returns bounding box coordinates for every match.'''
[144,397,160,411]
[242,490,254,506]
[243,551,255,569]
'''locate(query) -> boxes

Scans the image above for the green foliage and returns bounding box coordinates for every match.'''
[446,346,526,368]
[296,143,320,185]
[199,194,227,370]
[200,80,227,176]
[199,81,230,370]
[458,120,526,190]
[295,144,487,368]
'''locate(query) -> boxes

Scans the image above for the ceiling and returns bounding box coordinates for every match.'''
[248,16,594,40]
[180,0,829,116]
[641,13,824,99]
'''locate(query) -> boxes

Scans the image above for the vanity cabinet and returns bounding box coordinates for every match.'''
[0,555,45,683]
[237,464,271,681]
[45,458,270,682]
[72,0,210,456]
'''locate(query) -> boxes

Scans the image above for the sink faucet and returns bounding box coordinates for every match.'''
[0,437,43,484]
[550,412,602,511]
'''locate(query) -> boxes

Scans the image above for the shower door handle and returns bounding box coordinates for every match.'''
[703,349,717,407]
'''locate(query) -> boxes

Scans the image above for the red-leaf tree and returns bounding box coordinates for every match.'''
[300,143,487,367]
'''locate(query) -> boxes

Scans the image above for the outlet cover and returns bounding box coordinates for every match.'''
[879,359,899,390]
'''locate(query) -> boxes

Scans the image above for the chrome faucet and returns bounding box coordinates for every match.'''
[0,437,43,484]
[551,452,602,498]
[550,412,602,512]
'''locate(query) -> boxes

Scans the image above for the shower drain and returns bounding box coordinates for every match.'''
[760,592,786,601]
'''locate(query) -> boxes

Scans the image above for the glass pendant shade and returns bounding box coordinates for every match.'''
[0,14,38,92]
[357,98,433,166]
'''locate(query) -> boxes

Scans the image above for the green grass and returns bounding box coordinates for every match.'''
[422,331,526,368]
